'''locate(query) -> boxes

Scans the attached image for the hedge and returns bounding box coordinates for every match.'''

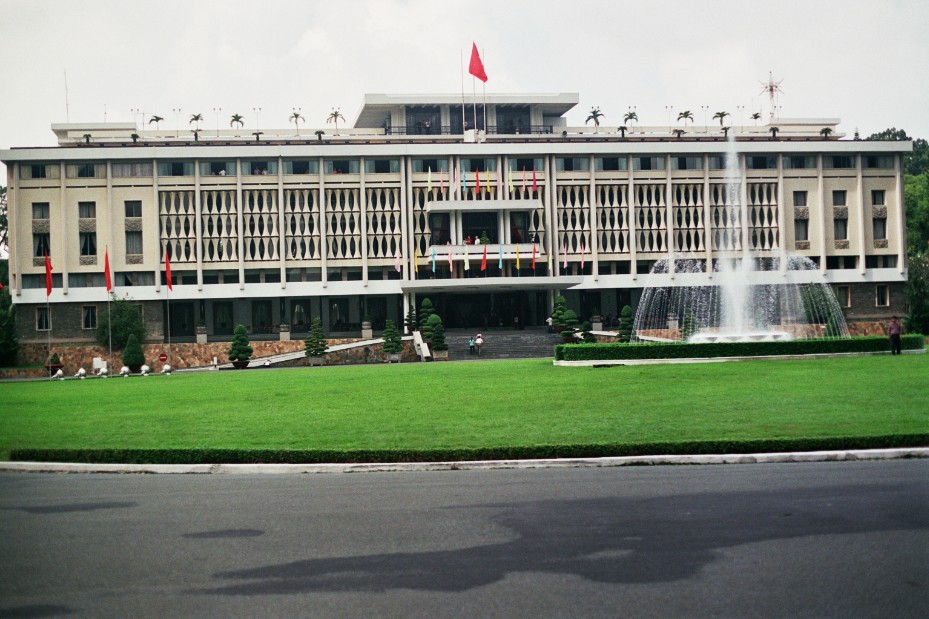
[10,434,928,465]
[555,334,925,362]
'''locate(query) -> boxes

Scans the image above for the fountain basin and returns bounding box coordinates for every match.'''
[688,331,793,344]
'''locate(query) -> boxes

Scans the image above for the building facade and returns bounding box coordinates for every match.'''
[1,93,912,349]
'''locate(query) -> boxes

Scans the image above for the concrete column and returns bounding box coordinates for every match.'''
[550,155,560,275]
[817,154,827,274]
[105,161,114,299]
[400,156,411,280]
[628,157,637,281]
[194,160,203,290]
[59,161,68,294]
[8,165,18,294]
[666,154,674,279]
[703,156,713,278]
[359,157,368,285]
[739,154,749,261]
[278,156,286,288]
[856,154,866,276]
[319,156,328,287]
[895,154,906,274]
[153,159,161,292]
[236,159,245,289]
[589,154,598,280]
[776,154,787,275]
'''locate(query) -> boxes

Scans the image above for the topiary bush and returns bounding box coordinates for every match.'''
[431,319,449,351]
[551,295,568,331]
[304,317,328,358]
[122,334,145,368]
[618,305,634,342]
[418,298,436,332]
[228,324,253,363]
[96,294,145,350]
[382,319,402,355]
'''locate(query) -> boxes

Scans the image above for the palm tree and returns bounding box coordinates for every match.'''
[191,129,200,142]
[230,114,244,130]
[712,111,729,127]
[290,111,305,136]
[769,126,780,140]
[585,107,604,132]
[618,126,627,138]
[189,113,203,130]
[315,130,325,142]
[672,129,686,139]
[820,127,833,139]
[623,111,638,126]
[149,115,164,129]
[751,112,761,125]
[326,108,346,134]
[721,126,730,138]
[677,110,694,126]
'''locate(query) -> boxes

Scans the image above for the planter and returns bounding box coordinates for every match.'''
[386,352,401,363]
[432,349,449,361]
[45,363,63,375]
[361,321,373,339]
[195,325,208,344]
[128,364,143,374]
[307,356,324,367]
[279,323,291,342]
[231,360,250,369]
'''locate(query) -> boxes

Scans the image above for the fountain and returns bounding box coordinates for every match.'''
[632,133,850,343]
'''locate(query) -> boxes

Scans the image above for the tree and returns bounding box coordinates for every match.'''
[680,307,697,341]
[623,111,638,126]
[672,129,686,139]
[418,298,436,333]
[905,251,929,335]
[819,127,833,139]
[551,295,569,331]
[751,112,761,124]
[677,110,694,126]
[769,126,780,140]
[618,126,627,138]
[228,324,253,362]
[403,306,417,333]
[290,111,304,135]
[382,319,402,355]
[327,108,346,134]
[189,113,203,129]
[867,128,929,176]
[585,107,604,131]
[304,317,328,358]
[148,115,164,129]
[904,172,929,252]
[0,273,17,367]
[121,334,145,368]
[0,186,7,252]
[230,114,244,129]
[618,305,634,343]
[430,317,448,351]
[95,294,145,350]
[713,111,729,127]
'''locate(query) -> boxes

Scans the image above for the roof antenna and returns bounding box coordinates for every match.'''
[64,70,71,122]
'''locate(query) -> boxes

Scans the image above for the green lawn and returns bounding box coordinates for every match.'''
[1,354,927,461]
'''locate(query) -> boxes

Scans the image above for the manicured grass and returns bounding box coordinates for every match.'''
[1,354,927,461]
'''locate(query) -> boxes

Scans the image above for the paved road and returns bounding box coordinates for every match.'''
[1,461,927,618]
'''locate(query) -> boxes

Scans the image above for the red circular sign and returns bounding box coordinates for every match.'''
[159,353,168,362]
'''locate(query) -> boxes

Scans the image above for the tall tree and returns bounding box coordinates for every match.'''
[290,111,305,135]
[326,108,346,134]
[905,251,929,335]
[623,111,638,126]
[0,260,17,367]
[0,186,7,252]
[677,110,694,126]
[230,114,244,129]
[713,111,729,127]
[867,128,929,176]
[149,115,164,129]
[95,294,146,350]
[585,107,604,131]
[189,113,203,129]
[819,127,833,139]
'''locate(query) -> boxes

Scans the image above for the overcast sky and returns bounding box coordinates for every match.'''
[1,0,927,160]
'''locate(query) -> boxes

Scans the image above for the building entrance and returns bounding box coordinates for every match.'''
[429,291,545,329]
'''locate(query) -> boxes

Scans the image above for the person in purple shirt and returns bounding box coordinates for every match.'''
[887,316,903,355]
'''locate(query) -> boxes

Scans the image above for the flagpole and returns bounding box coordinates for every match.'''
[107,294,112,373]
[460,49,466,134]
[46,296,51,379]
[482,47,487,136]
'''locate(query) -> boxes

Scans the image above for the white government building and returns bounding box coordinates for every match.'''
[1,93,912,347]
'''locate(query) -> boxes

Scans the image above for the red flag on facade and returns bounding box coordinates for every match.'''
[164,248,173,291]
[481,244,487,271]
[532,168,538,192]
[475,168,481,195]
[45,252,53,296]
[104,247,113,292]
[468,42,488,82]
[532,244,537,270]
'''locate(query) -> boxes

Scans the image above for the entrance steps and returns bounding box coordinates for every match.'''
[443,328,563,361]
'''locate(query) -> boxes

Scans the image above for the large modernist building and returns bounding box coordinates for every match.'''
[1,93,912,347]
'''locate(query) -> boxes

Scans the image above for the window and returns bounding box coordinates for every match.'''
[835,285,851,308]
[82,306,97,330]
[325,159,360,174]
[125,231,143,255]
[364,159,400,174]
[746,156,776,170]
[832,190,847,206]
[21,164,48,179]
[509,158,542,172]
[78,201,96,218]
[556,157,589,172]
[33,233,50,257]
[827,256,857,269]
[412,158,448,173]
[784,155,814,169]
[633,156,665,171]
[865,155,894,169]
[871,190,885,206]
[826,155,854,169]
[283,160,319,175]
[242,160,278,175]
[595,157,628,171]
[124,200,142,218]
[794,219,809,242]
[461,158,495,172]
[200,161,235,176]
[157,162,194,177]
[708,155,726,170]
[36,307,50,331]
[69,273,104,288]
[80,232,97,256]
[119,271,154,286]
[793,191,807,207]
[833,218,848,241]
[875,285,889,307]
[67,163,101,178]
[866,255,897,268]
[873,218,887,240]
[112,162,153,177]
[671,156,703,170]
[32,202,50,219]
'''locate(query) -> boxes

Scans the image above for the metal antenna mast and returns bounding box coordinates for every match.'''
[759,71,784,121]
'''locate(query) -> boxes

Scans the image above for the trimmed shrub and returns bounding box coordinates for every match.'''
[551,295,568,331]
[382,319,402,354]
[418,298,436,332]
[431,319,449,351]
[228,324,253,362]
[121,334,145,367]
[304,317,328,358]
[96,294,145,350]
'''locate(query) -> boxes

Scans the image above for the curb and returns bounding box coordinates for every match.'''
[1,448,927,475]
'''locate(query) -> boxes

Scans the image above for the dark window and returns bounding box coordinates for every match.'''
[33,233,50,257]
[784,156,814,169]
[125,231,143,255]
[78,201,96,218]
[793,191,807,207]
[32,202,50,219]
[747,156,776,170]
[873,218,887,240]
[82,306,97,329]
[36,307,50,331]
[512,157,539,172]
[871,190,885,206]
[30,164,47,178]
[833,218,848,241]
[794,219,808,242]
[876,285,889,306]
[80,232,97,256]
[827,155,854,169]
[596,157,626,171]
[634,156,665,171]
[77,163,96,178]
[124,200,142,218]
[832,190,847,206]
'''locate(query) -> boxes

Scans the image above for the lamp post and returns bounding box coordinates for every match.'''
[172,108,182,138]
[665,105,673,132]
[253,107,262,133]
[213,107,222,137]
[736,105,744,132]
[292,107,302,137]
[701,105,709,133]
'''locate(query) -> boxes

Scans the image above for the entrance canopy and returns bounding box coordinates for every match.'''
[401,276,582,294]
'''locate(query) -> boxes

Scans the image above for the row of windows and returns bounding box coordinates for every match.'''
[834,284,893,308]
[793,189,885,207]
[793,217,887,242]
[35,304,143,331]
[20,153,898,180]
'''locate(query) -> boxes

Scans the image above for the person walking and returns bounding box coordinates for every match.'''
[887,316,903,355]
[468,336,475,355]
[475,333,484,356]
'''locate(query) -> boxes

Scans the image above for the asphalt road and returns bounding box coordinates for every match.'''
[1,460,927,618]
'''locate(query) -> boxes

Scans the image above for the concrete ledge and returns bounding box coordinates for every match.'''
[554,348,926,366]
[2,448,926,475]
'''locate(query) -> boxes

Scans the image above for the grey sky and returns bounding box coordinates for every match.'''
[1,0,927,157]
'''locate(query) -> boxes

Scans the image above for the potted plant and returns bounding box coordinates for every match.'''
[122,334,146,373]
[45,352,63,374]
[403,307,417,334]
[618,305,634,342]
[361,313,373,339]
[228,324,253,369]
[304,317,328,366]
[561,309,579,343]
[382,319,402,363]
[551,295,568,333]
[430,318,449,360]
